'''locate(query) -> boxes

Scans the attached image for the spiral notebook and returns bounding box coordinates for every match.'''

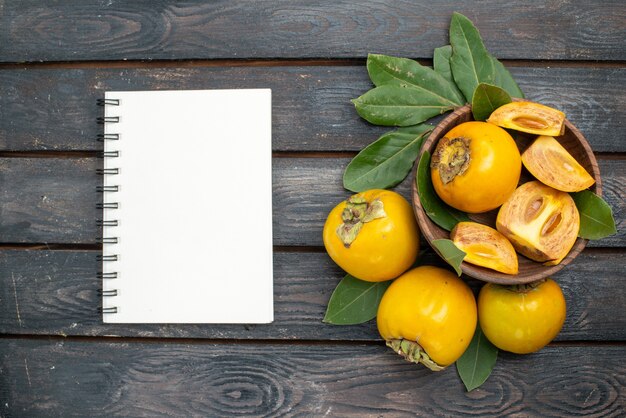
[99,89,273,323]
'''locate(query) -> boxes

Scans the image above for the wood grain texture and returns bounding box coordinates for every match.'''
[1,339,625,417]
[0,157,623,247]
[1,1,625,62]
[275,158,625,248]
[0,249,624,341]
[0,158,100,243]
[1,2,624,415]
[1,66,624,152]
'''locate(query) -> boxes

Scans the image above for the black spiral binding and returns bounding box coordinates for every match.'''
[97,98,120,316]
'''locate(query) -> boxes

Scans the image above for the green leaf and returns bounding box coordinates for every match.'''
[449,12,495,102]
[343,125,432,192]
[323,274,392,325]
[367,53,465,106]
[433,46,454,85]
[431,239,466,276]
[352,85,457,127]
[571,190,617,240]
[433,45,465,102]
[471,83,512,121]
[416,150,470,231]
[456,324,498,392]
[490,55,525,98]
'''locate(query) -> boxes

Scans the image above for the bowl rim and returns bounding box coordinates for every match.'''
[411,103,602,284]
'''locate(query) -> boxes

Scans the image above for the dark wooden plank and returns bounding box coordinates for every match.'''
[1,66,624,152]
[0,157,623,247]
[0,158,100,243]
[1,339,625,417]
[1,249,624,341]
[1,1,625,62]
[276,158,626,248]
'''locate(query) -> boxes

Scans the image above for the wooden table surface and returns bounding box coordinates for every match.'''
[1,1,625,416]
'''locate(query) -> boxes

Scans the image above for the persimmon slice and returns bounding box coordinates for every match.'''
[487,102,565,136]
[451,222,518,274]
[522,135,595,192]
[496,181,579,265]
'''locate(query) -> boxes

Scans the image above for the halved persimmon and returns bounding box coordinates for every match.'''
[451,222,518,274]
[522,135,595,192]
[487,102,565,136]
[496,181,579,265]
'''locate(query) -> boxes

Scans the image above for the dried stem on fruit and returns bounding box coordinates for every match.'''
[431,136,471,184]
[386,339,445,371]
[336,196,386,247]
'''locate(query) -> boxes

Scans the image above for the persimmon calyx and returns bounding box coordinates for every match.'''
[431,136,471,184]
[386,339,445,371]
[508,279,546,294]
[336,196,386,247]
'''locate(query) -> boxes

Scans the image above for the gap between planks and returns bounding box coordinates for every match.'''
[0,150,360,159]
[0,58,625,71]
[0,244,622,255]
[0,333,624,347]
[0,150,624,160]
[0,243,326,253]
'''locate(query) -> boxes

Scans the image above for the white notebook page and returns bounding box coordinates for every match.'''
[101,89,273,323]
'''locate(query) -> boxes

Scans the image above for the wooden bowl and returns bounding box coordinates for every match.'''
[412,104,602,284]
